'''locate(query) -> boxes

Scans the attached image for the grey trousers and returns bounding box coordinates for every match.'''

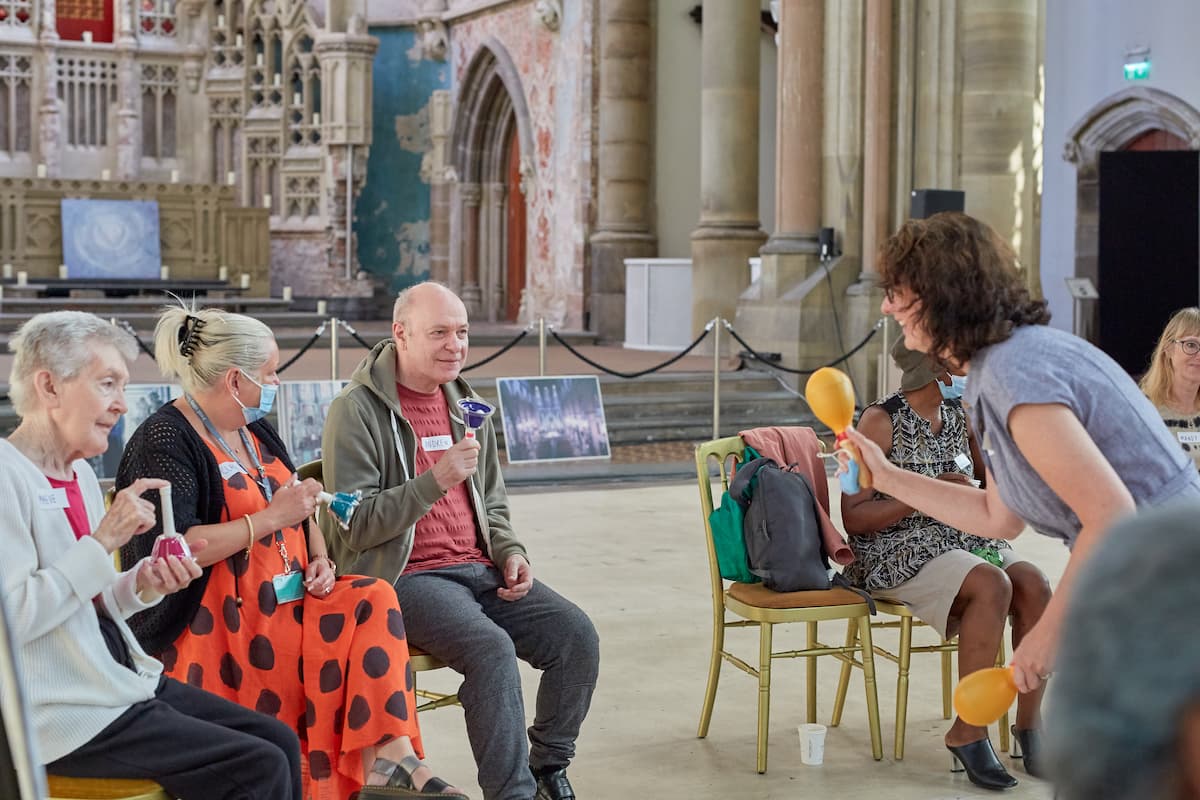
[394,562,600,800]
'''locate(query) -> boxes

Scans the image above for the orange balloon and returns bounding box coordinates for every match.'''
[953,666,1017,726]
[805,367,856,433]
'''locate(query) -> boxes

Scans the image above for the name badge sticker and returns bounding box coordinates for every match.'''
[219,461,248,480]
[953,452,973,471]
[37,488,69,509]
[1178,431,1200,445]
[422,435,453,452]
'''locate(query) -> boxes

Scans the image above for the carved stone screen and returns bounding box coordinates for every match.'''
[60,198,161,279]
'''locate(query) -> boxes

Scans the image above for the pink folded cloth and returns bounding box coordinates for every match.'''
[739,426,855,566]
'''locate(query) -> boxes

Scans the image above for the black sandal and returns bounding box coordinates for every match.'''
[363,756,469,799]
[1011,725,1043,778]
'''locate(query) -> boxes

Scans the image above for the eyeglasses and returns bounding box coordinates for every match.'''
[1172,339,1200,356]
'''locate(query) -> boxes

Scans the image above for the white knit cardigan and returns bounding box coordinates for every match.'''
[0,439,163,763]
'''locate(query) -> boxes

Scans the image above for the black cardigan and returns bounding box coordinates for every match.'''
[116,403,298,656]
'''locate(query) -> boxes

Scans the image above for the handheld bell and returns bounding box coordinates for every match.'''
[317,489,362,530]
[804,367,873,491]
[953,666,1018,726]
[457,398,495,440]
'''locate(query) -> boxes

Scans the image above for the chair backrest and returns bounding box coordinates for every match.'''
[695,436,747,607]
[297,459,323,484]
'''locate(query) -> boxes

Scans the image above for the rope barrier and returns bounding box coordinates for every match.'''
[722,317,883,375]
[548,323,713,379]
[336,318,377,351]
[116,320,157,361]
[277,320,328,374]
[463,328,530,372]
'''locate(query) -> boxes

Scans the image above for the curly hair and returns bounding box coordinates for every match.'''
[877,212,1050,365]
[1139,307,1200,410]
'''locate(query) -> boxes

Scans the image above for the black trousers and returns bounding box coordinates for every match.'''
[46,676,301,800]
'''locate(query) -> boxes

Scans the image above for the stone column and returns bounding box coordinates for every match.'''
[859,0,892,278]
[36,0,61,177]
[960,0,1042,295]
[690,0,766,334]
[114,0,141,180]
[423,89,453,284]
[588,0,656,340]
[460,183,482,314]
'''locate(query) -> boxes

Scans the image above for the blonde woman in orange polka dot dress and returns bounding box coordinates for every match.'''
[118,308,466,800]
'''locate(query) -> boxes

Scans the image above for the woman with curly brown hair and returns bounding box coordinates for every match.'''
[844,212,1200,783]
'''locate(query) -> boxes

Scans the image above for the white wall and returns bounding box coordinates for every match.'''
[1041,0,1200,330]
[654,1,777,258]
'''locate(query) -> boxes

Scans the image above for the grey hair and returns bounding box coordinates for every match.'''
[1046,500,1200,800]
[153,306,273,395]
[392,280,454,326]
[8,311,139,417]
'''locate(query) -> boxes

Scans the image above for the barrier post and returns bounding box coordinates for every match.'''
[329,317,340,381]
[538,318,546,377]
[712,317,721,439]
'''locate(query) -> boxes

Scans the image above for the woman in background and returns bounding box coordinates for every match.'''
[1140,307,1200,469]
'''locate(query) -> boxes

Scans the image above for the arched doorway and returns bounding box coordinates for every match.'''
[1064,88,1200,362]
[448,41,535,323]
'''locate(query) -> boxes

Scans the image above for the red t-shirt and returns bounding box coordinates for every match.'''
[397,383,488,574]
[47,474,90,540]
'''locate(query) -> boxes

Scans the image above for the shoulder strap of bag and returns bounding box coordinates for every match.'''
[729,456,776,507]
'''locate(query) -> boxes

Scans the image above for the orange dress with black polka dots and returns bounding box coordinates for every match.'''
[158,434,424,800]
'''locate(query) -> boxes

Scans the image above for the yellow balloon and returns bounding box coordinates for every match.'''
[805,367,856,433]
[953,666,1017,726]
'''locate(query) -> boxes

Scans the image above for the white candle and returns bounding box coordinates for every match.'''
[100,168,111,180]
[160,265,170,280]
[273,73,281,87]
[226,170,236,186]
[2,263,11,279]
[217,13,225,28]
[160,485,176,536]
[16,270,27,286]
[312,112,321,126]
[255,52,263,67]
[235,33,243,47]
[36,164,46,178]
[293,92,301,106]
[282,286,293,302]
[240,273,250,289]
[82,31,93,43]
[218,266,229,281]
[58,264,68,279]
[316,300,327,316]
[170,169,179,183]
[263,193,272,209]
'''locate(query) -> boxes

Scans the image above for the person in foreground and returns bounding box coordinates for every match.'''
[1046,500,1200,800]
[117,307,465,800]
[1,311,301,800]
[842,338,1051,788]
[843,212,1200,695]
[1140,307,1200,469]
[321,282,600,800]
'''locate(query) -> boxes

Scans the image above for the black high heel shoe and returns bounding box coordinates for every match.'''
[948,738,1019,790]
[1011,725,1043,778]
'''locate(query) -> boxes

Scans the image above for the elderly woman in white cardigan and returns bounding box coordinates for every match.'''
[0,311,301,800]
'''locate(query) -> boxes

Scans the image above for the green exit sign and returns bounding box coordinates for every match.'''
[1124,59,1151,81]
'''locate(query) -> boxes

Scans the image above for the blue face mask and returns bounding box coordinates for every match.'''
[236,370,278,423]
[939,374,968,401]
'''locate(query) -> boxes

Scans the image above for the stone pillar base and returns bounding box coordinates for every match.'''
[844,280,887,402]
[690,227,767,350]
[589,231,656,341]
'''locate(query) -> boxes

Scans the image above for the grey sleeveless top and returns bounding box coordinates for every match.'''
[844,392,1011,592]
[965,325,1200,545]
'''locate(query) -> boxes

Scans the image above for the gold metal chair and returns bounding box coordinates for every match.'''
[695,436,883,773]
[47,775,170,800]
[832,599,1010,759]
[297,459,462,713]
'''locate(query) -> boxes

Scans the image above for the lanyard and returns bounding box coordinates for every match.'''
[185,394,273,503]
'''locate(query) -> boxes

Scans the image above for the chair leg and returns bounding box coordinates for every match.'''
[756,621,774,774]
[697,614,726,738]
[894,616,913,761]
[941,647,954,719]
[857,616,884,760]
[996,638,1010,753]
[806,620,818,723]
[830,619,857,727]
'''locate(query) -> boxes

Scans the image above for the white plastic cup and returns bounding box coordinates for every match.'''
[799,723,827,766]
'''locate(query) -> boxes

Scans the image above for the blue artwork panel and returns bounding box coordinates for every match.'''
[61,199,161,279]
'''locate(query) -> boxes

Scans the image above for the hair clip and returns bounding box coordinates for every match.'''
[178,314,206,359]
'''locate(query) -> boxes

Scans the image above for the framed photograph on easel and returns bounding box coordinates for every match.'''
[496,376,611,464]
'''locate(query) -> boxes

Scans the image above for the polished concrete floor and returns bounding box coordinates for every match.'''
[409,480,1067,799]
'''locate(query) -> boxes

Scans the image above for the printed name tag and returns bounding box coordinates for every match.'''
[422,435,453,452]
[219,461,247,480]
[954,452,972,471]
[37,488,69,509]
[1178,431,1200,445]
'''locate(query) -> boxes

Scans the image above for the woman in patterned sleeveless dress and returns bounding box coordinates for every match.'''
[118,307,466,800]
[843,338,1051,789]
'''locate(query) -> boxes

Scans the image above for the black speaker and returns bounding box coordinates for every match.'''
[910,189,965,219]
[818,227,836,261]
